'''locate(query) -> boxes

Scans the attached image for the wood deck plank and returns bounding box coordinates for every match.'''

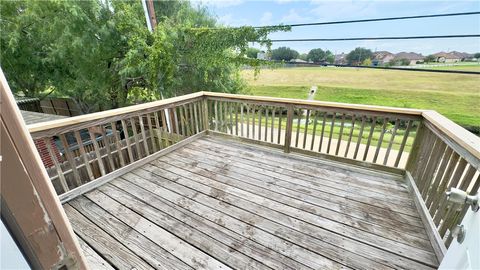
[168,149,430,245]
[64,204,154,269]
[64,136,439,270]
[69,196,193,270]
[149,159,437,268]
[180,144,425,232]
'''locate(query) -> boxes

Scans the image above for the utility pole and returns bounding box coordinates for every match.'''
[141,0,173,132]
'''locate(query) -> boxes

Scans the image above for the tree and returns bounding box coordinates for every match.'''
[1,0,289,112]
[346,47,373,65]
[246,48,260,59]
[270,47,299,61]
[298,53,308,61]
[362,58,372,66]
[307,48,334,63]
[424,55,436,63]
[474,52,480,59]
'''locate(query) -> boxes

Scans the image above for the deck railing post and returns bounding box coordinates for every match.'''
[202,97,209,133]
[405,120,426,174]
[284,104,294,153]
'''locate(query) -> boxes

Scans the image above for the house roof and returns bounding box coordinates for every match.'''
[394,52,424,60]
[21,110,68,125]
[433,51,472,59]
[372,51,394,60]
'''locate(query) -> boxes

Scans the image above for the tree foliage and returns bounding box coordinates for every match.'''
[474,52,480,59]
[246,47,260,58]
[346,47,373,65]
[270,47,299,61]
[1,0,289,112]
[424,55,436,63]
[307,48,334,63]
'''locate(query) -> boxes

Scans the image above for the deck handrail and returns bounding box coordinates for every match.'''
[26,91,479,253]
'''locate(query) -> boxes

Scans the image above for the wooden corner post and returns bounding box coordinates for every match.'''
[0,68,87,269]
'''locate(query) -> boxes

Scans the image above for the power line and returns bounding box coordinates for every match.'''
[267,34,480,42]
[255,11,480,28]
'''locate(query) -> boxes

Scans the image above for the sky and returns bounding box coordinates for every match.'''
[195,0,480,55]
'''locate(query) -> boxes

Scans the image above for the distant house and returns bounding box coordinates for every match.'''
[372,51,395,66]
[394,52,425,65]
[334,53,347,65]
[290,59,307,63]
[433,51,472,62]
[257,51,268,60]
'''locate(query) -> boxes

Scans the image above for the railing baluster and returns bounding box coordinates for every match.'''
[394,120,413,167]
[363,116,377,161]
[235,103,239,136]
[146,114,158,153]
[129,118,142,159]
[88,127,106,176]
[310,111,318,151]
[189,103,195,135]
[154,112,163,149]
[252,105,256,139]
[121,119,134,163]
[246,104,250,138]
[240,103,244,137]
[383,119,400,165]
[264,107,268,141]
[425,148,454,208]
[110,122,126,167]
[419,140,447,198]
[335,114,346,156]
[229,102,234,135]
[318,112,327,152]
[214,100,219,132]
[303,109,310,149]
[258,106,262,141]
[193,102,199,134]
[429,152,460,216]
[74,130,94,181]
[326,112,336,154]
[294,110,301,148]
[59,133,82,187]
[373,117,388,163]
[344,115,356,158]
[277,109,282,144]
[138,116,150,155]
[101,125,115,171]
[353,116,366,159]
[284,105,294,153]
[44,137,69,192]
[270,107,275,143]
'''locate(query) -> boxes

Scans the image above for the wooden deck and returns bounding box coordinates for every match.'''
[63,136,439,270]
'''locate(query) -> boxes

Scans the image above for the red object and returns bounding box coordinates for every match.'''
[34,139,62,168]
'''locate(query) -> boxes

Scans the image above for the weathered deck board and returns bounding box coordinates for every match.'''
[65,136,439,270]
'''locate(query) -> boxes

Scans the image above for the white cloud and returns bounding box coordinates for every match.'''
[309,1,378,20]
[197,0,244,8]
[260,11,273,25]
[282,9,310,23]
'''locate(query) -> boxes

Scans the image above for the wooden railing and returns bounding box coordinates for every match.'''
[406,110,479,250]
[28,92,205,196]
[27,91,479,257]
[203,92,479,255]
[205,92,423,170]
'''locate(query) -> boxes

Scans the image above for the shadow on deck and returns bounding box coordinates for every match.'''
[63,136,438,270]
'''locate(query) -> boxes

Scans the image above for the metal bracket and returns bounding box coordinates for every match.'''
[446,188,479,212]
[451,224,466,244]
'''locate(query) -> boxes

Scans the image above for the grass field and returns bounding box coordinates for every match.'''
[242,67,480,130]
[417,63,480,72]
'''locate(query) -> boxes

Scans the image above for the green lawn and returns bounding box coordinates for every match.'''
[242,67,480,130]
[417,63,480,72]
